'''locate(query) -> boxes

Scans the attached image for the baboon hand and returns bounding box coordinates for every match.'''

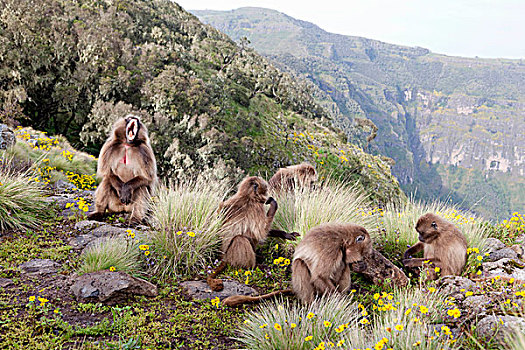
[265,196,276,205]
[402,259,415,267]
[352,260,367,272]
[284,231,300,241]
[120,183,133,204]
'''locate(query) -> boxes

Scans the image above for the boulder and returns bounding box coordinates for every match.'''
[477,315,525,343]
[461,295,493,318]
[181,280,257,301]
[488,247,520,262]
[75,220,103,231]
[68,234,98,251]
[482,258,525,280]
[19,259,60,276]
[484,238,506,254]
[0,124,15,149]
[70,271,157,304]
[90,225,137,238]
[438,276,476,300]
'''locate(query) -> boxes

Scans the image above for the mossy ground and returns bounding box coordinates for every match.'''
[1,210,524,349]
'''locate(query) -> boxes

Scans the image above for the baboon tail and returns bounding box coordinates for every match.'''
[222,289,294,307]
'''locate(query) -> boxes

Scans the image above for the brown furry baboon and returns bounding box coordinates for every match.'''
[207,176,299,291]
[403,213,467,280]
[88,115,157,224]
[268,163,317,192]
[222,223,373,306]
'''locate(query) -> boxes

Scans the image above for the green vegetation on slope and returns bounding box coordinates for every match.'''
[194,7,525,219]
[0,0,401,204]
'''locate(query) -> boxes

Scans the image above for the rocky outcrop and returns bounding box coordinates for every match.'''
[19,259,60,277]
[70,271,158,304]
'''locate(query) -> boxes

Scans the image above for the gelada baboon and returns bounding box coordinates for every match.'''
[269,163,317,192]
[403,213,467,280]
[88,115,157,224]
[207,176,299,291]
[222,223,373,306]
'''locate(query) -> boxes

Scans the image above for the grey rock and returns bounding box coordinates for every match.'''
[488,248,520,262]
[68,234,97,250]
[181,280,257,300]
[0,124,15,149]
[70,271,157,304]
[54,179,76,193]
[461,295,492,317]
[482,258,525,280]
[484,238,506,254]
[19,259,60,276]
[89,225,136,238]
[0,278,14,288]
[477,315,525,343]
[511,244,524,258]
[75,220,103,231]
[438,276,476,298]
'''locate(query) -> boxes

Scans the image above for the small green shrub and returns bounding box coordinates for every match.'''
[79,237,141,275]
[0,164,47,232]
[148,179,228,278]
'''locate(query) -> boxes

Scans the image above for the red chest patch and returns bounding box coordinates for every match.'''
[119,144,131,165]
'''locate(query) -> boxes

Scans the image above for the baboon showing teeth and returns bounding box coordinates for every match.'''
[269,163,317,192]
[222,223,373,306]
[88,115,157,224]
[206,176,299,292]
[403,213,467,280]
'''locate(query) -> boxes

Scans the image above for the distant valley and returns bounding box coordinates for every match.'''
[194,7,525,219]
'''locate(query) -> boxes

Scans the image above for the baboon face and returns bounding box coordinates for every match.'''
[299,165,317,188]
[112,115,146,144]
[415,213,441,244]
[239,176,269,203]
[125,115,141,143]
[343,227,372,264]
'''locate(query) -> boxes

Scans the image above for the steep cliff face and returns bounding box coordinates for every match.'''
[194,7,525,218]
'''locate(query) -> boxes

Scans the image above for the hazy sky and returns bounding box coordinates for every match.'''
[177,0,525,59]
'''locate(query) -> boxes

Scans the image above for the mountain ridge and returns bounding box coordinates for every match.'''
[194,6,525,219]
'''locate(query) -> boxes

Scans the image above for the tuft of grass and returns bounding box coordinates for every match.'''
[148,179,228,278]
[380,199,489,262]
[349,288,456,350]
[271,178,377,241]
[79,237,142,275]
[237,294,361,350]
[0,163,48,232]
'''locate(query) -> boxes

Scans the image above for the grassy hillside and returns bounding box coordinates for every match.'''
[194,7,525,219]
[0,0,403,204]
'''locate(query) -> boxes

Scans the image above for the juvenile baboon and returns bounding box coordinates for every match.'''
[403,213,467,280]
[222,223,373,306]
[88,115,157,224]
[269,163,317,192]
[206,176,298,291]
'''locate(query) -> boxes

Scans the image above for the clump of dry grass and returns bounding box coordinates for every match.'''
[148,178,228,278]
